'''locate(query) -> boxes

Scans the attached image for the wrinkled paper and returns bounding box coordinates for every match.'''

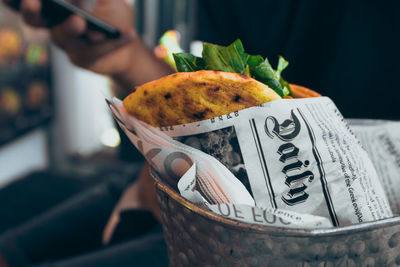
[349,120,400,215]
[108,97,393,228]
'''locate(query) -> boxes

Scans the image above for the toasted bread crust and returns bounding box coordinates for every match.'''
[123,70,281,126]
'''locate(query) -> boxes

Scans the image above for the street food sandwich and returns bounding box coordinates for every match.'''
[123,39,319,126]
[119,39,322,226]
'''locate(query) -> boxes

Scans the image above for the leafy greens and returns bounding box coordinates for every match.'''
[173,39,293,97]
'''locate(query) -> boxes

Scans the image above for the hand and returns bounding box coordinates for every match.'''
[4,0,174,90]
[4,0,137,76]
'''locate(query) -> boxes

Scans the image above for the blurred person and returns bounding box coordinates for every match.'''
[1,0,399,266]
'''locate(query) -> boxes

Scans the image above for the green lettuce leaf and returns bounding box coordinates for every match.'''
[253,58,285,97]
[173,53,205,72]
[202,39,248,73]
[173,39,293,97]
[276,56,289,80]
[245,54,264,76]
[276,56,293,97]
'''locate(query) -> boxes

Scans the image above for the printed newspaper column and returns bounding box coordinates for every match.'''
[249,98,392,226]
[350,120,400,214]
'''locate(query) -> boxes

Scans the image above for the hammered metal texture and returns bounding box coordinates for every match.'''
[153,177,400,267]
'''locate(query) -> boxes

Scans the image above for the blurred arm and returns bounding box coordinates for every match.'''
[3,0,174,94]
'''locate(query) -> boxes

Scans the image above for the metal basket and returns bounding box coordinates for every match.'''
[152,173,400,267]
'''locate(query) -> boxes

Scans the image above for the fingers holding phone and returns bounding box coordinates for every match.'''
[3,0,172,87]
[49,14,136,69]
[3,0,139,75]
[49,0,137,74]
[3,0,130,41]
[50,14,86,51]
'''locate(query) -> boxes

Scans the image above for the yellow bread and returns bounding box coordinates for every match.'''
[123,70,281,127]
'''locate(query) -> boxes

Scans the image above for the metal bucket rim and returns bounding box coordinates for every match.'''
[152,170,400,237]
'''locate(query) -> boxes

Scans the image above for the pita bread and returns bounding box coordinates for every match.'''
[123,70,281,127]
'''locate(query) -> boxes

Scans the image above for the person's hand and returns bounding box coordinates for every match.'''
[3,0,138,76]
[4,0,174,87]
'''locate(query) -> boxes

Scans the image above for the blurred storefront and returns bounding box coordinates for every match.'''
[0,5,51,184]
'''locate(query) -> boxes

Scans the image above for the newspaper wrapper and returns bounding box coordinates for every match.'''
[349,120,400,215]
[107,97,393,229]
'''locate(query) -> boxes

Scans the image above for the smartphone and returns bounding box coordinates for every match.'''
[6,0,121,39]
[43,0,121,38]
